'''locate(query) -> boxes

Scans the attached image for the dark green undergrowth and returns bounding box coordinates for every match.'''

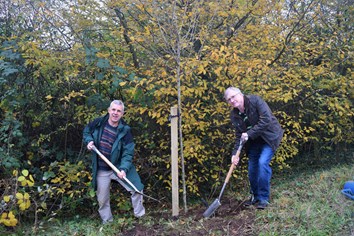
[1,150,353,236]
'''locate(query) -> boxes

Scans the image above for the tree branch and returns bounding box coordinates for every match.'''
[114,8,140,69]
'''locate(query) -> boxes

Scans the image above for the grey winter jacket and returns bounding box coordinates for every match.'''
[230,95,284,155]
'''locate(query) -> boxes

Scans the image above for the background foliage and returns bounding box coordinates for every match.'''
[0,0,353,229]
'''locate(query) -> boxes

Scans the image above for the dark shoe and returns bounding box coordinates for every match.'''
[256,200,269,209]
[243,196,259,207]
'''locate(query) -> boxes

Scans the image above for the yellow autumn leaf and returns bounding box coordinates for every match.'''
[32,121,40,127]
[18,176,25,182]
[214,66,223,76]
[17,192,30,211]
[45,95,53,100]
[22,169,29,177]
[51,177,61,183]
[7,212,15,219]
[119,81,127,86]
[19,203,26,211]
[0,212,18,227]
[3,195,10,202]
[16,192,23,199]
[27,178,34,187]
[96,52,110,58]
[41,202,47,209]
[8,217,18,227]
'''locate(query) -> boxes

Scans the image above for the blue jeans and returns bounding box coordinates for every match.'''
[247,143,274,202]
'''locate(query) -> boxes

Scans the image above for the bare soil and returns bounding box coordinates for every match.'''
[121,197,257,236]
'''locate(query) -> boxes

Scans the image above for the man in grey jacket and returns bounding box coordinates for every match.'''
[224,87,284,209]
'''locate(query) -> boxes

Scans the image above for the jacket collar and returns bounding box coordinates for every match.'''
[232,95,250,115]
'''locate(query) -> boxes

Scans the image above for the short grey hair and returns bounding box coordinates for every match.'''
[110,100,125,111]
[224,87,242,100]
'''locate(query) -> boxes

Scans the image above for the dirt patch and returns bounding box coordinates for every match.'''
[121,197,256,236]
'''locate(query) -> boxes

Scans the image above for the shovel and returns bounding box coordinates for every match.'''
[91,146,161,203]
[203,140,244,218]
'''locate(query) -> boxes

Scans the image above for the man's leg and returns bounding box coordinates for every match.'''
[257,144,274,202]
[248,145,261,201]
[97,170,114,223]
[113,176,146,218]
[131,191,145,217]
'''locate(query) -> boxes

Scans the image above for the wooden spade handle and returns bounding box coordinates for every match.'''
[91,146,139,192]
[224,140,244,184]
[92,146,121,173]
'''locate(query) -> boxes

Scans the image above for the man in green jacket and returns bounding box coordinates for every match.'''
[83,100,145,224]
[224,87,284,209]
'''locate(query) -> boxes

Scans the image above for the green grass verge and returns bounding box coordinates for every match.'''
[255,164,354,236]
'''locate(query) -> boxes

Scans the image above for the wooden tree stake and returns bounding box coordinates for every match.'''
[171,106,179,216]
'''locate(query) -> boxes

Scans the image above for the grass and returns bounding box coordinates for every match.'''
[255,164,354,236]
[2,159,353,235]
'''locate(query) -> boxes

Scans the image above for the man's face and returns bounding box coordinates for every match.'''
[108,104,124,125]
[225,91,243,110]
